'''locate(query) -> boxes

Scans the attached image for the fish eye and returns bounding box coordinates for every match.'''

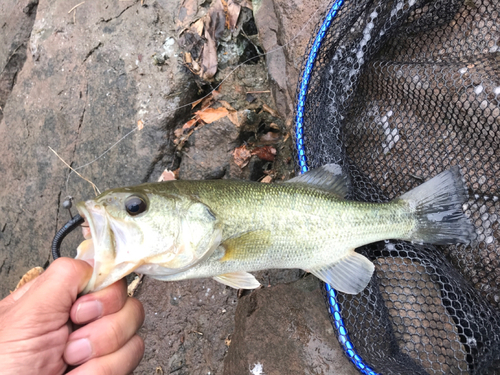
[125,195,147,216]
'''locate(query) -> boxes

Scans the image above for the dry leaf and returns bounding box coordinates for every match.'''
[174,128,184,138]
[184,51,193,64]
[233,145,252,168]
[262,104,281,118]
[199,0,227,80]
[191,96,204,109]
[251,146,276,161]
[192,18,204,36]
[175,118,197,139]
[270,122,279,130]
[183,118,197,129]
[227,111,242,127]
[127,274,144,297]
[261,175,273,183]
[225,338,232,346]
[201,27,218,80]
[240,0,252,9]
[227,0,241,30]
[218,100,235,111]
[191,59,200,72]
[137,119,144,131]
[200,94,215,110]
[158,169,177,182]
[174,129,195,150]
[177,0,198,29]
[15,267,44,291]
[195,107,229,123]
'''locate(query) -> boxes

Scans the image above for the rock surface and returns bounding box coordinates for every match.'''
[0,0,195,298]
[253,0,332,121]
[135,276,239,375]
[0,1,359,374]
[223,275,359,375]
[0,0,38,123]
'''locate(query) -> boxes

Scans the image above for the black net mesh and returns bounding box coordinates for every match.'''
[296,0,500,373]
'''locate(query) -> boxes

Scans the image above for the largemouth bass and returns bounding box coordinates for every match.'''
[73,164,474,294]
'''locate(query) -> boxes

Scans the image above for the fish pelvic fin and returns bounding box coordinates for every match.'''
[399,166,475,245]
[285,163,350,198]
[309,250,374,294]
[213,272,261,289]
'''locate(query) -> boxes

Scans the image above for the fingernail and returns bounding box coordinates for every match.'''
[75,300,103,323]
[64,338,92,365]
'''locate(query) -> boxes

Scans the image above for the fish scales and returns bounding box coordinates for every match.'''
[71,164,474,294]
[163,180,413,272]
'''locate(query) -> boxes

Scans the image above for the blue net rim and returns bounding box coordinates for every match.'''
[294,1,379,374]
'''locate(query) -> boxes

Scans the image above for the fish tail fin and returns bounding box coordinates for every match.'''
[400,166,475,245]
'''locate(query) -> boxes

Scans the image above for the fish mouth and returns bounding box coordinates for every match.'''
[75,201,140,294]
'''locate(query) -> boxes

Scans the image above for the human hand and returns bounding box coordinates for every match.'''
[0,258,145,375]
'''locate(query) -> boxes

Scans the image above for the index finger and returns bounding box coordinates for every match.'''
[71,278,128,325]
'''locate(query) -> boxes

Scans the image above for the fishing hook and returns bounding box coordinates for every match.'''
[52,214,84,260]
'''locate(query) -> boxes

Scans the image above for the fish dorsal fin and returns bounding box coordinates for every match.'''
[309,250,374,294]
[213,272,261,289]
[285,163,350,198]
[220,230,271,261]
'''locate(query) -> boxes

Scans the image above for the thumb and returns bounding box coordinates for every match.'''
[17,258,93,313]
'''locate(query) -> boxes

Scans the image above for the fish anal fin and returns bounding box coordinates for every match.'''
[285,163,350,198]
[220,230,271,262]
[213,272,261,289]
[309,250,374,294]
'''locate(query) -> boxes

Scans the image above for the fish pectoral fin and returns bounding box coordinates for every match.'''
[220,230,271,261]
[213,272,261,289]
[284,163,350,198]
[309,250,374,294]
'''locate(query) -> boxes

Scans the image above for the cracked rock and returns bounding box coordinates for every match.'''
[0,0,196,299]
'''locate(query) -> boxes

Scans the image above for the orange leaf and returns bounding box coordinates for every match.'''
[158,169,177,182]
[233,145,252,168]
[261,176,273,183]
[137,119,144,130]
[195,107,229,123]
[183,119,198,129]
[251,146,276,162]
[15,267,44,291]
[191,96,205,109]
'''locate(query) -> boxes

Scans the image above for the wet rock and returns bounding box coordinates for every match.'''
[253,0,331,121]
[135,276,238,375]
[0,0,196,297]
[179,117,240,180]
[1,1,356,374]
[223,275,359,375]
[0,0,38,123]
